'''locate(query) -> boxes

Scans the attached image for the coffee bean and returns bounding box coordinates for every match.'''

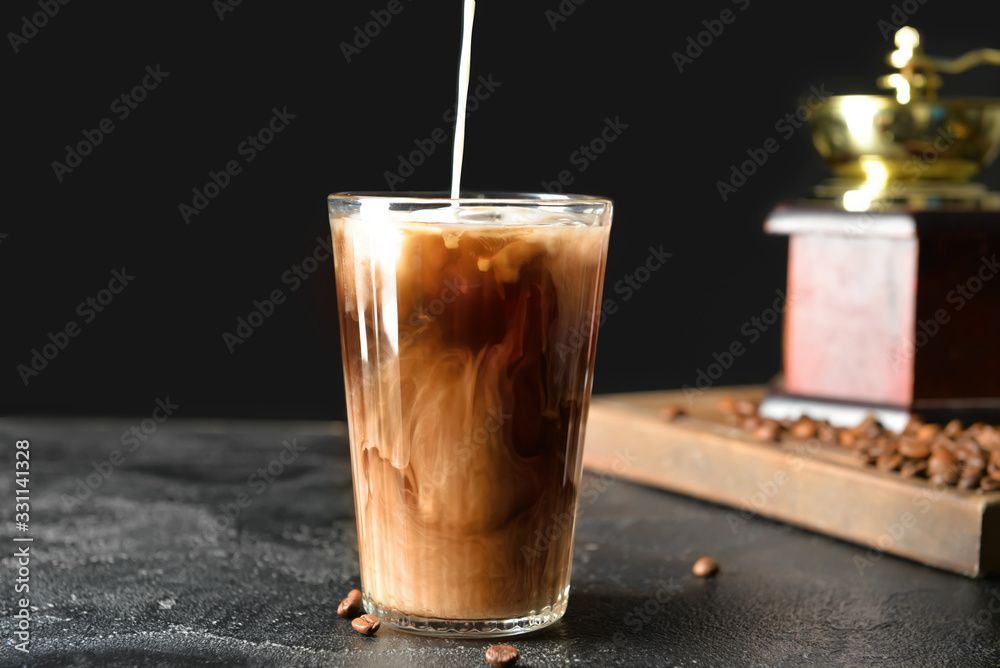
[722,413,742,427]
[966,422,988,437]
[876,452,903,472]
[916,423,941,443]
[817,422,839,443]
[853,451,877,466]
[485,644,519,667]
[902,415,923,436]
[692,556,719,577]
[735,399,759,417]
[718,397,738,414]
[337,589,363,619]
[956,436,980,452]
[849,415,882,440]
[931,472,957,486]
[962,445,987,471]
[928,451,959,484]
[351,613,380,636]
[900,459,928,478]
[869,437,897,457]
[838,431,859,448]
[853,437,875,454]
[752,420,779,442]
[928,449,958,473]
[897,438,930,459]
[954,439,982,463]
[958,474,982,490]
[943,419,964,438]
[981,477,1000,492]
[660,405,685,422]
[987,452,1000,480]
[977,426,1000,451]
[789,417,817,440]
[742,416,762,431]
[931,437,958,456]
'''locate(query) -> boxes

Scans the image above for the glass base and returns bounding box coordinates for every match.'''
[362,587,569,636]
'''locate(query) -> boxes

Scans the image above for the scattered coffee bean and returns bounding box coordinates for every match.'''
[958,474,982,490]
[869,437,897,457]
[717,399,1000,490]
[928,451,959,484]
[485,644,519,667]
[692,556,719,577]
[928,449,959,475]
[954,438,979,458]
[838,431,859,448]
[351,613,381,636]
[338,589,363,619]
[897,438,930,460]
[964,450,988,473]
[915,423,941,443]
[978,427,1000,451]
[852,436,874,451]
[722,413,743,427]
[931,437,958,456]
[752,420,780,442]
[660,405,685,421]
[930,472,957,486]
[876,452,903,472]
[900,459,928,478]
[853,451,877,466]
[902,415,923,435]
[849,415,882,440]
[988,453,1000,478]
[981,477,1000,492]
[817,422,839,443]
[966,422,988,437]
[789,417,817,440]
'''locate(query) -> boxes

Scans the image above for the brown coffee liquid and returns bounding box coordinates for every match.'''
[333,218,608,620]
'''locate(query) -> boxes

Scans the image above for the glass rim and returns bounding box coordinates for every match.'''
[328,191,612,206]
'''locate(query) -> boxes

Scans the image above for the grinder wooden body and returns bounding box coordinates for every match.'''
[765,206,1000,418]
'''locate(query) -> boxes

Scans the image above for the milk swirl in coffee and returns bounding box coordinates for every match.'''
[332,206,609,621]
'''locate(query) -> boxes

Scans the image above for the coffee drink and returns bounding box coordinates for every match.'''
[330,196,611,631]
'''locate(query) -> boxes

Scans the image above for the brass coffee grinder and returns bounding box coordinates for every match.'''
[761,27,1000,431]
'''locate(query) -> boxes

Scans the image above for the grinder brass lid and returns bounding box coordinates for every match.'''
[807,27,1000,209]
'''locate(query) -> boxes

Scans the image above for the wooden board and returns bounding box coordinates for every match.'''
[582,386,1000,578]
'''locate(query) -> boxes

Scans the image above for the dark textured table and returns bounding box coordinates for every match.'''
[1,417,999,667]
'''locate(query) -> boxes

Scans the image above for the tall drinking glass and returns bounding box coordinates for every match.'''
[329,192,612,635]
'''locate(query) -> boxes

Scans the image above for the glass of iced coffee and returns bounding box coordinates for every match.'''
[329,192,612,635]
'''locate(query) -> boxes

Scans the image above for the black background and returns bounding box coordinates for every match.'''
[6,0,1000,419]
